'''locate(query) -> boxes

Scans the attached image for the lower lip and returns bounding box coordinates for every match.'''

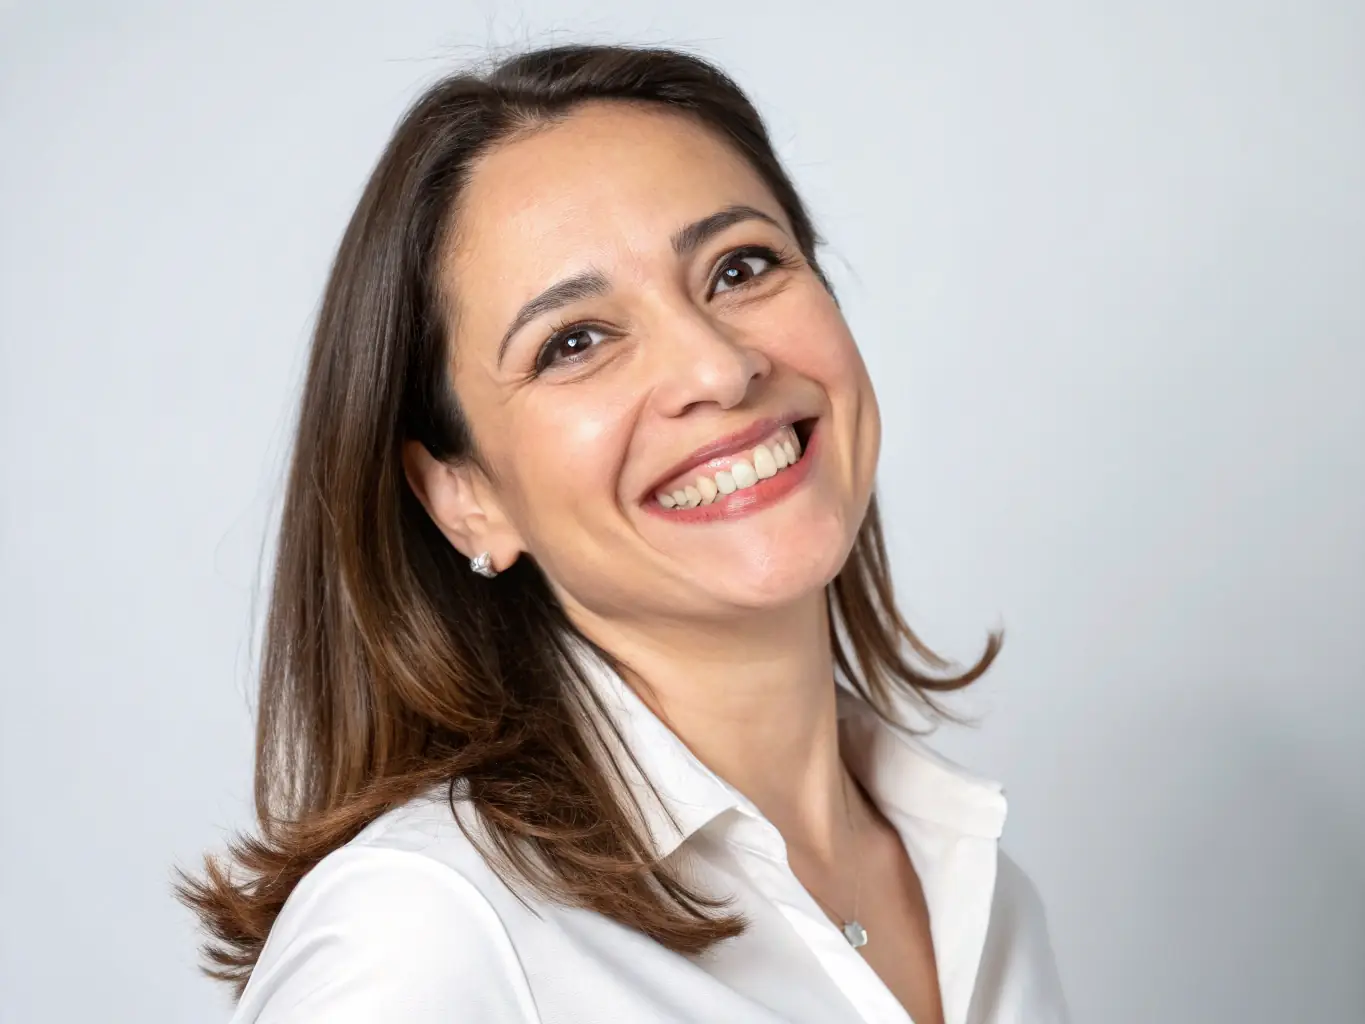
[641,422,820,524]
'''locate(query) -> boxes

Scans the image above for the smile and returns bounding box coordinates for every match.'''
[644,418,818,523]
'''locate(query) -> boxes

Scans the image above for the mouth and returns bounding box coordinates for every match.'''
[642,416,819,522]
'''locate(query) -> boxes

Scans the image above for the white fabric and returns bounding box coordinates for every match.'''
[230,645,1070,1023]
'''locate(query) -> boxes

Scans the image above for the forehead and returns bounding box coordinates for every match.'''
[447,101,786,283]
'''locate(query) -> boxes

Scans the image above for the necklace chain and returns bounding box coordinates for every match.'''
[806,763,864,943]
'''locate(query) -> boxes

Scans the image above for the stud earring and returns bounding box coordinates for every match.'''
[469,551,498,578]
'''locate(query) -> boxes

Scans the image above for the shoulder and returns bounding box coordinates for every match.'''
[992,847,1049,928]
[977,847,1072,1022]
[230,790,541,1023]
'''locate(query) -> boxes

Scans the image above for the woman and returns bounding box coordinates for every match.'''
[178,43,1069,1024]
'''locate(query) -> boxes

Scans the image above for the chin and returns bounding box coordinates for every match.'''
[693,515,856,613]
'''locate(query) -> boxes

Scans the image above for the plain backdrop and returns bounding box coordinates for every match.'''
[2,2,1362,1022]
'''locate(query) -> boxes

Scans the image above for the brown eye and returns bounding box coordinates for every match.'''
[535,324,608,373]
[711,246,781,295]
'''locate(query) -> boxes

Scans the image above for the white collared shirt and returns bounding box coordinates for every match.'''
[229,648,1070,1023]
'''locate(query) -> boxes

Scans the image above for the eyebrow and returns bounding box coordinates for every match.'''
[496,270,610,366]
[495,204,785,367]
[670,204,783,258]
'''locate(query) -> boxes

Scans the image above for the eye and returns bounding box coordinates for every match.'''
[709,245,790,296]
[535,323,609,373]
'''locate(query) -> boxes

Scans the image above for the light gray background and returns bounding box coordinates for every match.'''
[2,2,1361,1021]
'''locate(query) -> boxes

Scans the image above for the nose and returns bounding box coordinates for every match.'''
[645,303,772,418]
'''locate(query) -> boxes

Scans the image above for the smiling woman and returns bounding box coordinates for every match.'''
[175,44,1068,1024]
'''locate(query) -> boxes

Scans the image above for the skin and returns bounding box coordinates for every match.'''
[403,101,944,1024]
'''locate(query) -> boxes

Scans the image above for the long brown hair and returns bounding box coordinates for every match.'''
[174,43,1002,998]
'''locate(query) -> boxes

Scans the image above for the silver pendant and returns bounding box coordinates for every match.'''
[842,920,868,948]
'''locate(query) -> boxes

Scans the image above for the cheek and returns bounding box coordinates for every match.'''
[767,288,865,387]
[774,293,881,481]
[503,391,634,534]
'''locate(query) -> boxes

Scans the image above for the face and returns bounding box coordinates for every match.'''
[431,101,880,627]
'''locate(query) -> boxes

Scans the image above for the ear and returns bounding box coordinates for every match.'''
[401,439,525,574]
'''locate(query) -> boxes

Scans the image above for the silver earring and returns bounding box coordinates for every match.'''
[469,551,498,578]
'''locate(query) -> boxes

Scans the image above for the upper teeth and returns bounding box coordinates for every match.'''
[656,430,803,510]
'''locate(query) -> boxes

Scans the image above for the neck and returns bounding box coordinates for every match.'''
[566,591,859,864]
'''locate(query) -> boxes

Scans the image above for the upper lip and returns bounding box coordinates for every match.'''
[641,414,810,501]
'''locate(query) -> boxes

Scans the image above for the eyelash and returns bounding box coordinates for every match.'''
[531,243,800,376]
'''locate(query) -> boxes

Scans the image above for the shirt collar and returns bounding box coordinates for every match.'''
[567,637,1008,859]
[569,636,749,858]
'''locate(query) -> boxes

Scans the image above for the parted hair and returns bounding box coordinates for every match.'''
[173,42,1001,998]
